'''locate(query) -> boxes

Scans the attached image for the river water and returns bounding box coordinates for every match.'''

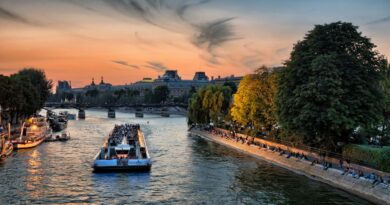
[0,109,374,204]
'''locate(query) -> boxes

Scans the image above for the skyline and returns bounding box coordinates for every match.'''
[0,0,389,87]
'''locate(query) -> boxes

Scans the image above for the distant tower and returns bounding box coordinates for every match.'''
[100,76,104,84]
[91,77,95,86]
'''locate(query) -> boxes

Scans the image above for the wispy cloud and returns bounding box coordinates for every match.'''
[0,7,40,26]
[192,18,237,51]
[144,61,172,72]
[176,0,210,21]
[62,0,239,65]
[367,16,390,25]
[111,60,139,69]
[192,18,239,64]
[102,0,210,28]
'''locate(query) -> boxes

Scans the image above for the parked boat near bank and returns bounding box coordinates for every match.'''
[12,117,51,149]
[92,124,151,172]
[45,132,70,142]
[48,117,67,132]
[60,111,76,120]
[0,132,13,161]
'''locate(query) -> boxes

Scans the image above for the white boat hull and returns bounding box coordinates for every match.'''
[93,154,151,172]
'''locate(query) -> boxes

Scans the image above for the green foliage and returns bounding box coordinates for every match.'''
[188,85,232,125]
[342,144,390,172]
[15,68,52,108]
[231,66,279,133]
[376,64,390,146]
[153,85,169,103]
[276,22,388,150]
[223,81,237,93]
[0,68,51,124]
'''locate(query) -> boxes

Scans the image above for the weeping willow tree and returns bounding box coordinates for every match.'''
[188,85,232,125]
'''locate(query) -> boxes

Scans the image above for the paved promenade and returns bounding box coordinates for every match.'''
[190,128,390,205]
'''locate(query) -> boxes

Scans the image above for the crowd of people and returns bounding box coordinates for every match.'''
[197,126,390,190]
[109,124,140,146]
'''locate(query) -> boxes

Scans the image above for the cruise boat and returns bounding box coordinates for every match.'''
[12,116,51,149]
[0,130,13,161]
[92,124,151,172]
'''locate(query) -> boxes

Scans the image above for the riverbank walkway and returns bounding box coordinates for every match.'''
[190,127,390,205]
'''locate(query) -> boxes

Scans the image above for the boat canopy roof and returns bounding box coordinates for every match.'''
[115,144,131,151]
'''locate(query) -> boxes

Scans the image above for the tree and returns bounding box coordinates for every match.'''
[153,85,169,104]
[231,66,279,135]
[376,63,390,146]
[15,68,52,108]
[276,22,388,150]
[223,81,237,93]
[0,75,12,124]
[8,75,40,123]
[188,85,232,125]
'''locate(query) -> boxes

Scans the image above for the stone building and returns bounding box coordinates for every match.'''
[56,71,242,98]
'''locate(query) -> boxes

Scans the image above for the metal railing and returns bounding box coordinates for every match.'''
[213,127,382,171]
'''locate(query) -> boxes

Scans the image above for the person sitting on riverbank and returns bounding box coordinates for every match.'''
[339,159,344,169]
[311,159,319,165]
[323,162,330,170]
[286,152,292,158]
[341,167,349,175]
[366,172,377,181]
[372,175,383,185]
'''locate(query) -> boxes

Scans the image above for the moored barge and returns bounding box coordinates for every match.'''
[0,133,13,161]
[12,116,51,149]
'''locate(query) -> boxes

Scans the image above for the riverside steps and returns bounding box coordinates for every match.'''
[189,128,390,205]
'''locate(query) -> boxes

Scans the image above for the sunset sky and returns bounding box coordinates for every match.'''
[0,0,389,88]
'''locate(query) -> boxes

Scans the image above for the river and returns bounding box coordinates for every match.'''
[0,109,374,204]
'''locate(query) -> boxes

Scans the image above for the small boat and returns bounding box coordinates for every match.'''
[160,108,170,117]
[135,108,143,118]
[78,109,86,119]
[160,113,170,117]
[12,116,51,149]
[60,111,76,120]
[0,131,13,161]
[45,132,70,142]
[135,112,144,118]
[92,124,151,172]
[108,109,116,118]
[48,116,67,132]
[67,113,76,120]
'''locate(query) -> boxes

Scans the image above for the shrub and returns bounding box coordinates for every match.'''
[342,144,390,172]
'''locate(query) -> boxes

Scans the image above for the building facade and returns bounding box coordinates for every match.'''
[56,70,242,98]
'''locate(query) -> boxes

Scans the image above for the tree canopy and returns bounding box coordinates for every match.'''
[231,66,279,135]
[188,85,232,125]
[153,85,170,104]
[276,22,388,149]
[0,68,52,124]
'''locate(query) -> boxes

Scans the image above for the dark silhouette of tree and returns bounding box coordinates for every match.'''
[276,22,388,150]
